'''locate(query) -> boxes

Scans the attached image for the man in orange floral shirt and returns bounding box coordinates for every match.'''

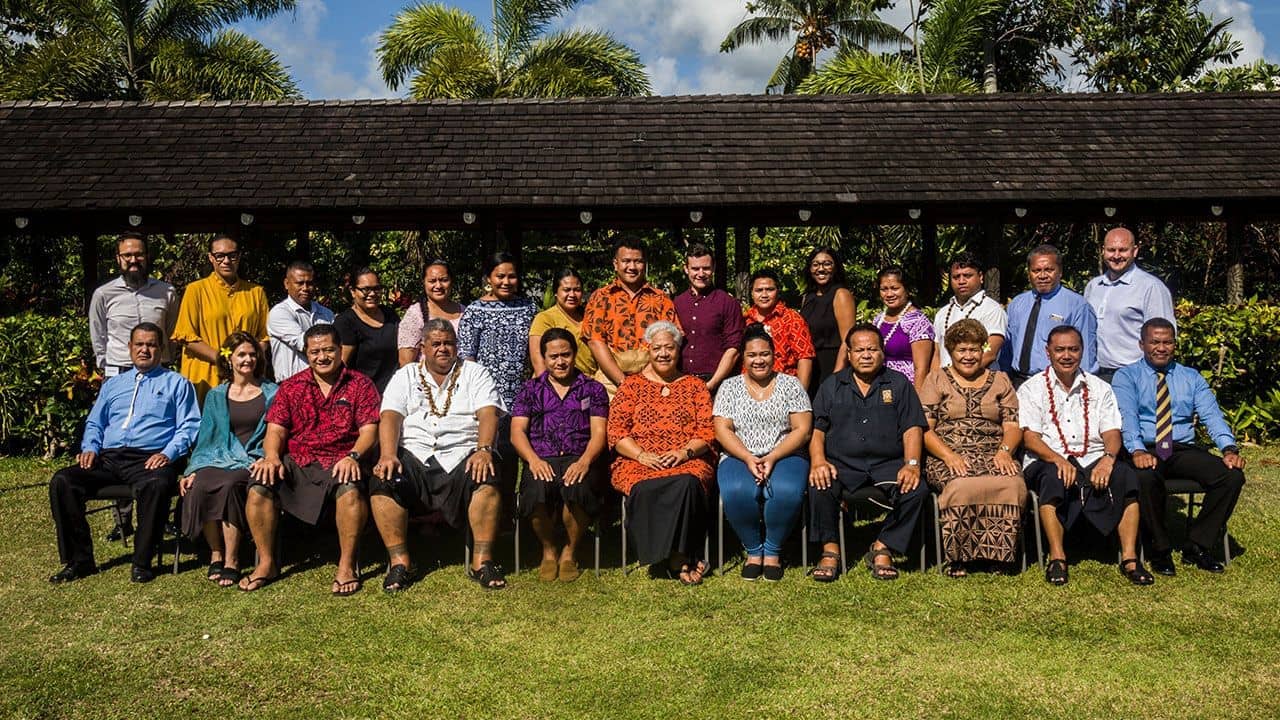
[582,238,680,397]
[743,269,815,390]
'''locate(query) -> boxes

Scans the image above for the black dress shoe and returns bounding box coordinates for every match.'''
[130,565,156,583]
[105,521,134,542]
[1149,553,1177,577]
[741,561,764,581]
[1182,548,1226,574]
[49,563,98,584]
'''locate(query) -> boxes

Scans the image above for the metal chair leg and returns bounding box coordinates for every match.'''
[716,495,724,576]
[620,496,629,576]
[513,494,521,574]
[932,493,943,575]
[837,507,847,575]
[1029,490,1044,569]
[593,520,601,578]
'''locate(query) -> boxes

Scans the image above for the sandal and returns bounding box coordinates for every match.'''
[812,551,841,583]
[1120,558,1155,586]
[238,573,277,592]
[538,556,558,582]
[1045,558,1068,586]
[558,557,581,582]
[216,566,241,588]
[206,560,224,582]
[679,560,708,586]
[864,547,899,581]
[468,560,507,590]
[332,575,362,597]
[382,563,416,594]
[945,561,968,579]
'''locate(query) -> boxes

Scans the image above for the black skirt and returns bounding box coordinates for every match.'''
[370,448,501,530]
[518,455,604,519]
[1026,458,1138,535]
[625,473,708,566]
[181,467,250,538]
[265,456,367,526]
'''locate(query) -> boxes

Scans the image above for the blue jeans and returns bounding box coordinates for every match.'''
[717,455,808,557]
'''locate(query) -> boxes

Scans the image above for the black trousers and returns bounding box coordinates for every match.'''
[808,462,927,555]
[1132,443,1245,555]
[49,448,177,568]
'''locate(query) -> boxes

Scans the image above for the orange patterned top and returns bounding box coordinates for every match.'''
[581,279,680,353]
[743,301,815,377]
[607,374,716,495]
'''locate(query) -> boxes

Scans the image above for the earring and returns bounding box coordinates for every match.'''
[484,283,493,293]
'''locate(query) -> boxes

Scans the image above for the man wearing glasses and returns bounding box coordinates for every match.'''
[172,234,270,402]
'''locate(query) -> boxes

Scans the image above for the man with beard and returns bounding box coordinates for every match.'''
[267,261,334,380]
[673,244,743,394]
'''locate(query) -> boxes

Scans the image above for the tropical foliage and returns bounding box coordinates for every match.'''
[377,0,649,99]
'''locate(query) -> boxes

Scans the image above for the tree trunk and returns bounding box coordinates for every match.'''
[1226,221,1245,304]
[983,37,999,93]
[79,230,98,313]
[733,225,751,298]
[983,222,1005,300]
[921,222,940,304]
[713,225,728,290]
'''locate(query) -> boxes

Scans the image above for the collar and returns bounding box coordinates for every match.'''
[130,365,168,380]
[836,366,890,386]
[1031,284,1063,301]
[606,278,656,296]
[1139,357,1178,375]
[115,275,158,292]
[536,369,587,392]
[208,272,246,294]
[283,295,314,313]
[683,286,718,301]
[950,289,987,308]
[302,366,352,388]
[748,301,789,321]
[1100,264,1139,286]
[1047,368,1086,393]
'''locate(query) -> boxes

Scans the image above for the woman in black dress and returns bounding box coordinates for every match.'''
[334,267,400,392]
[799,246,856,395]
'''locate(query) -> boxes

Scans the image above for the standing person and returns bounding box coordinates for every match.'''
[581,238,680,397]
[88,231,178,542]
[1084,228,1176,383]
[48,323,200,584]
[1113,318,1245,575]
[743,269,815,390]
[510,328,610,582]
[333,267,400,393]
[713,323,812,581]
[931,252,1006,370]
[1000,244,1098,385]
[1018,325,1152,587]
[172,234,270,403]
[799,246,856,394]
[872,266,935,392]
[528,268,597,377]
[397,260,465,367]
[457,252,539,409]
[267,261,333,381]
[179,331,278,588]
[673,244,744,394]
[807,324,928,582]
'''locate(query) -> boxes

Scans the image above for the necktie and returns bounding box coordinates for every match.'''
[1018,294,1042,374]
[120,371,143,429]
[1154,371,1173,460]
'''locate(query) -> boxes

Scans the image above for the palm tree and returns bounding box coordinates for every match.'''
[798,0,1003,94]
[377,1,650,100]
[0,0,301,101]
[719,0,906,94]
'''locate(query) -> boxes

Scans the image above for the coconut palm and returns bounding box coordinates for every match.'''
[0,0,300,101]
[377,0,650,99]
[719,0,906,94]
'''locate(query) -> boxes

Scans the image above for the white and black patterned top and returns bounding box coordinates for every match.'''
[457,297,539,408]
[713,373,812,458]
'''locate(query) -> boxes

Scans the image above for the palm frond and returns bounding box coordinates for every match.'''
[406,42,496,99]
[377,2,490,91]
[919,0,1001,77]
[798,48,916,94]
[148,29,299,99]
[0,27,121,99]
[828,17,908,50]
[143,0,297,45]
[720,15,793,53]
[765,51,811,94]
[512,29,649,97]
[494,0,576,57]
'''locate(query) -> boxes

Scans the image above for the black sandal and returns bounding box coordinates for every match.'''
[1045,558,1068,586]
[468,560,507,590]
[945,561,968,579]
[216,566,241,588]
[1120,558,1155,586]
[864,547,899,581]
[679,560,707,586]
[382,563,416,594]
[206,560,224,582]
[812,551,841,583]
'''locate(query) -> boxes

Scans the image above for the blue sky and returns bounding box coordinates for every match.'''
[238,0,1280,99]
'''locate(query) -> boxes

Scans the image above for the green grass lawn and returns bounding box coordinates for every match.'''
[2,450,1279,719]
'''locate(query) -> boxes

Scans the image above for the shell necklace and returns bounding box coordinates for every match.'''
[875,302,913,346]
[418,360,463,417]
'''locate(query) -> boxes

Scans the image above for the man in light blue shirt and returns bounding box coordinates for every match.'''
[267,261,333,380]
[999,244,1098,383]
[48,323,201,584]
[1113,318,1244,576]
[1084,228,1175,382]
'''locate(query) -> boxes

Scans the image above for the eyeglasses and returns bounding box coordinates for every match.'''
[354,285,383,295]
[810,260,835,269]
[117,252,146,261]
[211,251,241,262]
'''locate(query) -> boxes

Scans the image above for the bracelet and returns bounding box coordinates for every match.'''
[475,445,494,454]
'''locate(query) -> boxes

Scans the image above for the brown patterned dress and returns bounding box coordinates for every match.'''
[920,369,1026,563]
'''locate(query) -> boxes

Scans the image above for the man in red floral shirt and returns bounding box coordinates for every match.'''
[239,324,380,596]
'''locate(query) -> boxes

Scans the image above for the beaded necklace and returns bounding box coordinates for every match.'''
[874,302,913,346]
[417,360,463,417]
[942,292,982,329]
[1044,368,1090,457]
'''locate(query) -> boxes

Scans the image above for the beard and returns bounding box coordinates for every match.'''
[121,267,147,286]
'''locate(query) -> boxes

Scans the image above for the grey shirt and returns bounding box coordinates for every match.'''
[267,296,334,380]
[89,276,178,370]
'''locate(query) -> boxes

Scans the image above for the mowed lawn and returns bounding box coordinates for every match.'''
[2,450,1279,720]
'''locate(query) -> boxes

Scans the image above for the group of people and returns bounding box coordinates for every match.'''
[48,227,1246,593]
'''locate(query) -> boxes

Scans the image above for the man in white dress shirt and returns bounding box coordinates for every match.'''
[267,261,334,381]
[1018,325,1152,587]
[931,252,1007,369]
[1084,227,1175,383]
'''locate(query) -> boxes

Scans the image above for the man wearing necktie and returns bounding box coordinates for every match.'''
[1113,318,1245,575]
[999,244,1098,386]
[48,323,201,584]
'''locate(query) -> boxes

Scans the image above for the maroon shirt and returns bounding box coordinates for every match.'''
[673,287,745,376]
[266,367,381,469]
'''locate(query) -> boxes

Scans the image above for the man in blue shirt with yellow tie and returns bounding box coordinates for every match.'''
[48,322,201,584]
[1000,244,1098,385]
[1113,318,1245,575]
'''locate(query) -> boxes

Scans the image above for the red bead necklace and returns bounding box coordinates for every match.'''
[1044,368,1090,458]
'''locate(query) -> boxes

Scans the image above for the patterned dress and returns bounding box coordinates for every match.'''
[919,368,1026,564]
[457,297,539,407]
[876,306,935,383]
[607,374,716,495]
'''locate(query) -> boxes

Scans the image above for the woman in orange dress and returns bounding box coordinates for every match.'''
[608,321,716,585]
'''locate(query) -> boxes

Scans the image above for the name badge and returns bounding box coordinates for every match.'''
[335,398,351,407]
[1049,313,1066,322]
[881,389,893,404]
[580,398,591,411]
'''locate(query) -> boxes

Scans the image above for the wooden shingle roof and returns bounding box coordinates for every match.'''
[2,92,1279,231]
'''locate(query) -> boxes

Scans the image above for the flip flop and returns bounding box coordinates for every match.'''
[206,561,224,582]
[216,566,242,588]
[332,576,362,597]
[238,573,276,592]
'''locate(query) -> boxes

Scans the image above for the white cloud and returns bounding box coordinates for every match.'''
[1207,1,1268,65]
[248,0,396,99]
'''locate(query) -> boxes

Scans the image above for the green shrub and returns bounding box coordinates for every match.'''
[0,313,98,457]
[1176,299,1280,443]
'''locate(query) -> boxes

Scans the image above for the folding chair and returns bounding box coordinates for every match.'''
[835,484,927,575]
[929,489,1041,574]
[87,485,180,574]
[1162,477,1233,564]
[714,492,809,576]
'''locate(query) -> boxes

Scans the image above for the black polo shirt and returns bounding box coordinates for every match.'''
[813,367,927,474]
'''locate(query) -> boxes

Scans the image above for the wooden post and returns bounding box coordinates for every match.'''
[983,222,1005,300]
[733,225,751,298]
[79,229,99,313]
[505,222,524,270]
[294,225,311,261]
[921,222,940,304]
[713,225,728,290]
[1226,221,1245,304]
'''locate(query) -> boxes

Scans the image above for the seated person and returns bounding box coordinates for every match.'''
[608,321,715,585]
[1018,325,1152,587]
[241,324,379,596]
[808,323,927,582]
[371,319,508,591]
[1113,318,1246,575]
[920,319,1025,577]
[510,328,609,582]
[49,322,200,584]
[179,331,278,588]
[713,323,812,581]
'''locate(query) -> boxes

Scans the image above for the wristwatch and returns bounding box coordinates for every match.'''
[998,444,1012,454]
[906,459,919,467]
[685,447,695,460]
[347,451,360,462]
[1223,445,1240,455]
[475,445,495,454]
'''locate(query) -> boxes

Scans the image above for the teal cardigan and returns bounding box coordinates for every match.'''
[186,382,278,474]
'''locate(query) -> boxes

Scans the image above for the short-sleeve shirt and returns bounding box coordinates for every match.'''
[510,371,609,458]
[580,279,680,353]
[456,297,539,407]
[743,301,815,377]
[713,374,811,457]
[932,290,1008,367]
[875,307,935,383]
[333,306,400,393]
[1017,369,1120,468]
[266,367,381,470]
[812,367,927,474]
[529,304,597,376]
[171,273,270,402]
[674,288,745,376]
[381,360,505,473]
[267,297,334,381]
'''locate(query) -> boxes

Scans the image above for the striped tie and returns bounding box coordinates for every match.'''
[1154,371,1173,460]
